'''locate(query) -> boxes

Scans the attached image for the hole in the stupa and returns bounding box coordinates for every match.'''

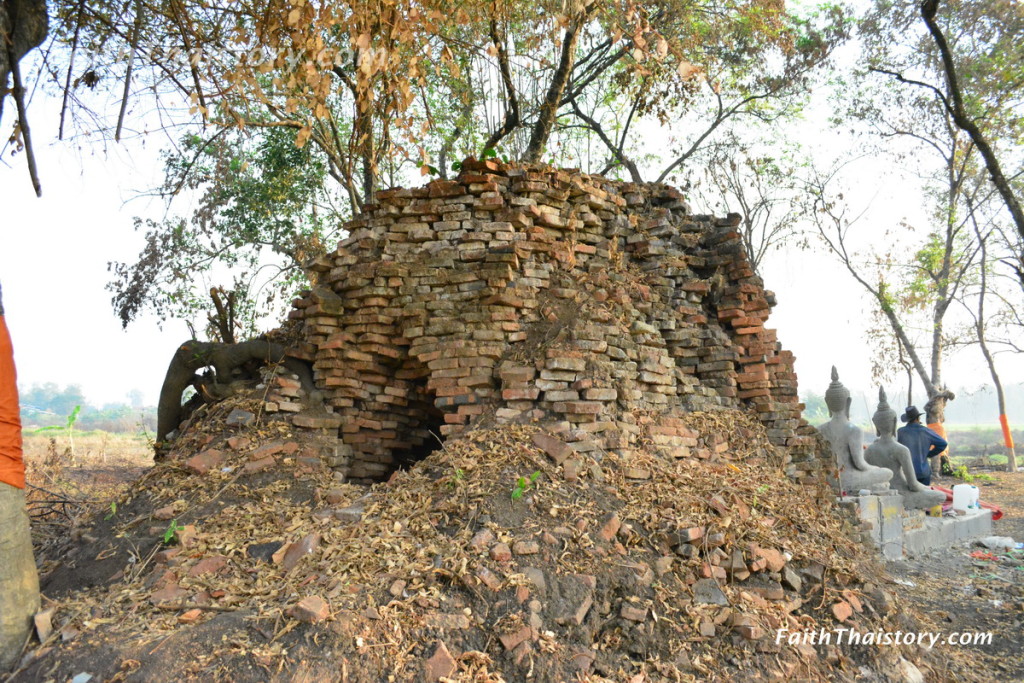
[386,387,447,476]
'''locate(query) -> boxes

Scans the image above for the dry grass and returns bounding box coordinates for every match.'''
[22,431,153,469]
[22,431,153,553]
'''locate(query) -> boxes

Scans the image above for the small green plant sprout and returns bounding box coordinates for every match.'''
[163,519,185,544]
[34,404,81,460]
[752,483,770,507]
[511,471,541,501]
[104,501,118,521]
[448,468,465,489]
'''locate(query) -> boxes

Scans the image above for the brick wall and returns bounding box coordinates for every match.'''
[277,160,830,486]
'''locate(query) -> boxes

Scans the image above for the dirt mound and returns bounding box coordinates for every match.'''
[7,395,945,682]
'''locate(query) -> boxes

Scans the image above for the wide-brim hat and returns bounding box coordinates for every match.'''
[901,406,923,423]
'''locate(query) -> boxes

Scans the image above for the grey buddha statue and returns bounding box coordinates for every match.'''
[818,366,892,494]
[865,387,946,510]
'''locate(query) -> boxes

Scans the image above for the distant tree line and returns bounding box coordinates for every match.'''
[19,383,156,434]
[803,383,1024,428]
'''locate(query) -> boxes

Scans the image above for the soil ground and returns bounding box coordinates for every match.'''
[886,466,1024,683]
[8,430,1024,682]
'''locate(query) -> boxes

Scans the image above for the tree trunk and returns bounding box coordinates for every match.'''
[987,359,1017,473]
[972,222,1018,473]
[522,13,587,163]
[356,103,375,206]
[0,484,39,671]
[482,19,520,153]
[156,339,317,447]
[0,0,48,94]
[923,389,955,425]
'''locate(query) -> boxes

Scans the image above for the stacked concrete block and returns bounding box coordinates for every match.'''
[280,161,824,484]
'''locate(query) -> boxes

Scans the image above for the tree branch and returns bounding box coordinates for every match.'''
[920,0,1024,244]
[567,95,641,182]
[115,0,145,142]
[483,18,520,152]
[6,39,41,196]
[58,0,86,140]
[808,174,936,395]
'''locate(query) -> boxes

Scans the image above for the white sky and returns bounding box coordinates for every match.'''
[2,63,1023,412]
[2,110,192,406]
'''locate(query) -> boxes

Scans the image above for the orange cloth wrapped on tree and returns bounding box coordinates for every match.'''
[0,303,25,490]
[999,414,1014,449]
[925,419,946,456]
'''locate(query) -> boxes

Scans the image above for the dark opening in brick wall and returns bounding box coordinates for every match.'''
[389,390,447,474]
[336,351,454,482]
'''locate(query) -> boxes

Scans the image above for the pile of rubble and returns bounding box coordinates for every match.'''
[15,395,937,682]
[11,165,960,681]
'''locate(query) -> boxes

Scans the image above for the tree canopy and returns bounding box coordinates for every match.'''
[6,0,1023,435]
[33,0,846,329]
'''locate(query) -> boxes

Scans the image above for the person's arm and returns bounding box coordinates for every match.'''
[926,429,948,458]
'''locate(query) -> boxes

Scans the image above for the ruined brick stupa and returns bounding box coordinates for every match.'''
[273,160,827,485]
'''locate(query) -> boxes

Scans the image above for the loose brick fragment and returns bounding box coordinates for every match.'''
[598,512,621,542]
[831,601,853,622]
[188,555,228,577]
[424,641,457,680]
[620,604,647,622]
[153,505,177,521]
[754,547,786,572]
[185,449,225,475]
[489,543,513,562]
[177,609,203,625]
[476,566,502,591]
[281,534,321,571]
[499,625,533,651]
[512,540,540,556]
[532,432,572,465]
[470,529,495,550]
[289,596,330,623]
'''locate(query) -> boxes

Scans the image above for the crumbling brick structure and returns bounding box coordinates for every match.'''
[277,161,826,485]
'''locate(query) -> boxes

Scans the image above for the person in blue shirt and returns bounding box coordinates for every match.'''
[896,405,948,486]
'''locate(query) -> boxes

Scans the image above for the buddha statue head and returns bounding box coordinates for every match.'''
[872,386,898,437]
[824,366,851,418]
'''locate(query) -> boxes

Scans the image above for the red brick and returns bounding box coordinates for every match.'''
[490,543,512,562]
[424,641,457,680]
[598,512,621,542]
[188,555,228,577]
[289,596,330,623]
[831,601,853,622]
[532,432,572,465]
[185,449,225,475]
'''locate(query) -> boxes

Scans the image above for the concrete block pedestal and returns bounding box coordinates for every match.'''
[903,508,994,555]
[839,492,994,559]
